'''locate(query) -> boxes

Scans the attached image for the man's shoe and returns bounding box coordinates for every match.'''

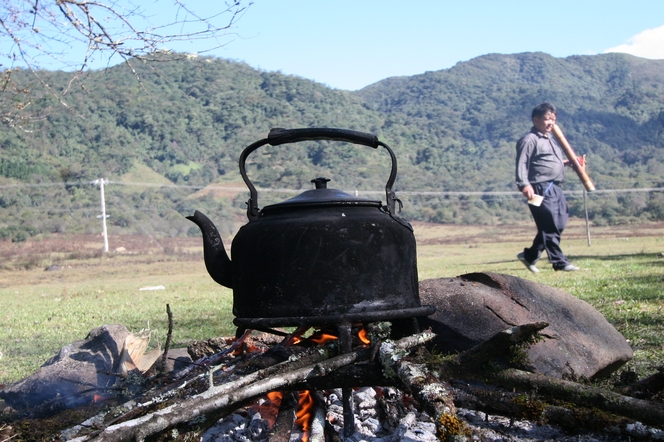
[517,252,540,274]
[554,264,579,272]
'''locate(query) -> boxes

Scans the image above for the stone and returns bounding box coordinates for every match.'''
[0,325,193,413]
[163,347,193,374]
[0,324,130,411]
[417,272,633,379]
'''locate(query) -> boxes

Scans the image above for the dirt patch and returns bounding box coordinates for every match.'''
[3,221,663,258]
[0,234,205,277]
[0,234,200,256]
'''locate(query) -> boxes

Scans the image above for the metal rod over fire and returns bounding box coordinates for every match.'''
[338,322,356,437]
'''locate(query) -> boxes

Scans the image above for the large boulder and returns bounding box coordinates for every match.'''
[418,272,633,379]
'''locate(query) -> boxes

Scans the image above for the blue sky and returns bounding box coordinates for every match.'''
[5,0,664,91]
[206,0,664,90]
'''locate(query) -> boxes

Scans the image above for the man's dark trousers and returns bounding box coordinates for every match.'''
[523,182,570,268]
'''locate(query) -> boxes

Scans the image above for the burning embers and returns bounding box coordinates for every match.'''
[203,322,410,441]
[285,325,372,439]
[192,324,388,441]
[205,385,440,441]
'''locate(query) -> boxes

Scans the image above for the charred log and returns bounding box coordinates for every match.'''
[491,368,664,429]
[451,379,664,439]
[622,367,664,401]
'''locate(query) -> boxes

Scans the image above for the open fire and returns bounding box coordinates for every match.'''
[295,390,314,441]
[3,317,662,441]
[172,325,444,441]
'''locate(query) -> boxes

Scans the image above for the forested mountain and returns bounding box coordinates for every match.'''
[1,52,663,240]
[359,51,664,188]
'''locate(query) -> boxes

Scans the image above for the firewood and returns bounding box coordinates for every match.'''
[438,322,548,378]
[76,351,333,441]
[24,324,664,441]
[309,391,327,442]
[622,367,664,400]
[423,323,664,431]
[491,368,664,429]
[393,359,466,439]
[375,330,469,439]
[70,332,430,441]
[452,379,664,437]
[377,333,467,439]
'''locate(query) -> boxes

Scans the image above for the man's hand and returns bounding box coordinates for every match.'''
[564,155,586,169]
[521,185,535,200]
[577,154,586,168]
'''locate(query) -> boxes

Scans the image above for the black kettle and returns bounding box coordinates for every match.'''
[188,128,434,328]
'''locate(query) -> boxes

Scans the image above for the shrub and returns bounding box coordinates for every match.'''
[12,231,28,242]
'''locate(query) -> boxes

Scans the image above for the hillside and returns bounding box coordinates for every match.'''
[359,52,664,187]
[1,52,663,240]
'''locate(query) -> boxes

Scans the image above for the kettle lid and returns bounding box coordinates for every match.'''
[262,177,381,213]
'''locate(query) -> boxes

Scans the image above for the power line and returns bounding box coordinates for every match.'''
[1,180,663,197]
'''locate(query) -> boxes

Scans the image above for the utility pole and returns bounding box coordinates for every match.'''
[92,178,110,253]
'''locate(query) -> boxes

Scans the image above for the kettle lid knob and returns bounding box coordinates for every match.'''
[311,177,331,189]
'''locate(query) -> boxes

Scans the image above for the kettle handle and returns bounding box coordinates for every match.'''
[239,127,400,221]
[267,127,379,147]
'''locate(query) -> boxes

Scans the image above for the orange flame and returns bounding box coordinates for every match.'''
[286,326,310,346]
[244,342,260,353]
[267,391,283,404]
[309,332,338,344]
[92,394,106,403]
[358,327,370,344]
[255,391,283,429]
[294,390,314,442]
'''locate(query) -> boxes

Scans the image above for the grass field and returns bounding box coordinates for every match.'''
[1,219,663,385]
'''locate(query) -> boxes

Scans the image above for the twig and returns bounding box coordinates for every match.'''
[159,304,173,375]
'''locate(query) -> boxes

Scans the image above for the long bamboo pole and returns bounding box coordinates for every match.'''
[551,124,595,192]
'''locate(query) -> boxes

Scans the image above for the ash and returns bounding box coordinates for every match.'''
[200,386,632,442]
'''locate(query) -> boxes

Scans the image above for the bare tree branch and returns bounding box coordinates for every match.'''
[1,0,252,125]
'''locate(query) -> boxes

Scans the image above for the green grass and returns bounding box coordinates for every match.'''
[0,258,236,384]
[0,220,663,385]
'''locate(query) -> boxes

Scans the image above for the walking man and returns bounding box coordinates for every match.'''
[515,102,579,273]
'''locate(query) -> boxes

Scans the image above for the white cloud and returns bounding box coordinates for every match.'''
[604,25,664,59]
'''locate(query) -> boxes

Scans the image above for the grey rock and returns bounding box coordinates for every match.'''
[418,272,633,379]
[0,324,130,410]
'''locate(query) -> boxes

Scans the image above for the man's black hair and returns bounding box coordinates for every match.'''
[532,102,557,120]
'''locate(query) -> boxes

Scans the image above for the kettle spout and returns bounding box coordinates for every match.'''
[186,210,233,288]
